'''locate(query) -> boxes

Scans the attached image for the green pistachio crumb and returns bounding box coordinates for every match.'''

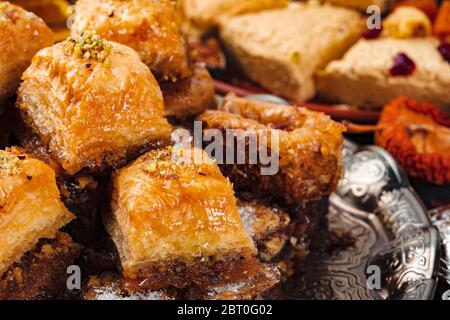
[65,31,111,62]
[0,151,21,176]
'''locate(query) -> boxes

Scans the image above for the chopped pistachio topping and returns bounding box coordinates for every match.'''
[0,3,8,11]
[143,147,175,176]
[0,151,21,176]
[65,31,111,62]
[0,3,12,23]
[142,146,207,177]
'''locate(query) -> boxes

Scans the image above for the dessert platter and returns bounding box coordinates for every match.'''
[0,0,449,300]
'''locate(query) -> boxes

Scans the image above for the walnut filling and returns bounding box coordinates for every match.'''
[122,252,260,292]
[0,232,81,300]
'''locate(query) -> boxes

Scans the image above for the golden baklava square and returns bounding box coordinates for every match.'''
[105,146,259,290]
[17,33,172,175]
[0,150,74,275]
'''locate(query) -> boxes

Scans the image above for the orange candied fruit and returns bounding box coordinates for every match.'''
[375,97,450,185]
[434,1,450,36]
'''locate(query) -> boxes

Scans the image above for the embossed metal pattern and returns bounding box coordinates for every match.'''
[285,140,440,300]
[429,206,450,290]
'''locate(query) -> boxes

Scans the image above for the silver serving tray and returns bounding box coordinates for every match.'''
[284,140,440,300]
[239,94,441,300]
[430,205,450,300]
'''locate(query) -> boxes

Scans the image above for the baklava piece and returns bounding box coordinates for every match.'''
[16,32,172,175]
[105,145,259,291]
[0,149,75,274]
[161,63,216,121]
[0,2,53,104]
[70,0,190,81]
[0,232,81,300]
[220,3,363,101]
[197,94,345,205]
[82,273,177,300]
[9,142,102,245]
[71,0,215,121]
[0,150,78,299]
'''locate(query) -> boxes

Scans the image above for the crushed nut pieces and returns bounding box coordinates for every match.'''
[65,31,111,62]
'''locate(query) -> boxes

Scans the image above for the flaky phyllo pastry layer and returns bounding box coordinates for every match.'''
[71,0,190,81]
[198,94,345,204]
[17,32,172,175]
[0,2,53,104]
[0,149,74,275]
[105,145,259,290]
